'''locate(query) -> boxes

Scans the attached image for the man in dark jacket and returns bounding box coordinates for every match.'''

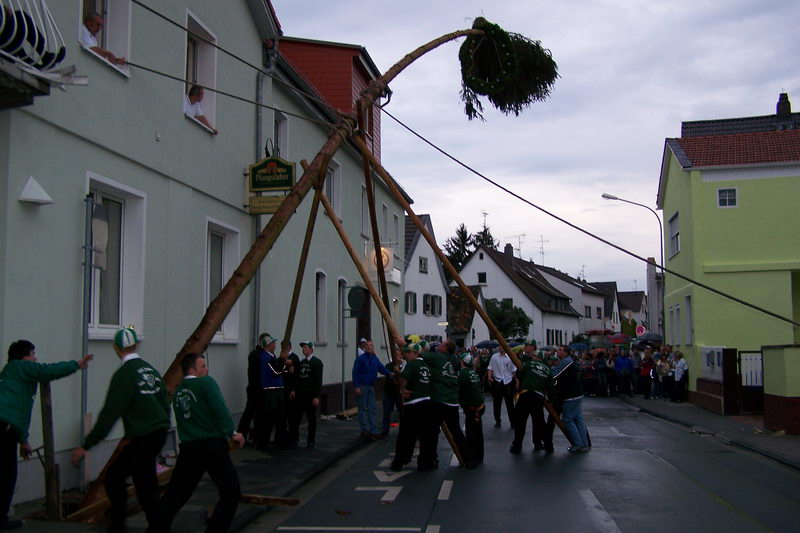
[237,333,269,448]
[551,345,590,453]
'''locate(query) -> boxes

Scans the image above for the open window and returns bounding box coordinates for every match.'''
[80,0,131,73]
[184,11,217,129]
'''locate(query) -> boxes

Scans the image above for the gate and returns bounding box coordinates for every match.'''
[738,350,763,413]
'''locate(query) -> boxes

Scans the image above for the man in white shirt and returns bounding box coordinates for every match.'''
[79,13,126,65]
[487,348,516,428]
[183,85,218,135]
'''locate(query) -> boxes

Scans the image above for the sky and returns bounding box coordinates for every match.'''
[271,0,800,292]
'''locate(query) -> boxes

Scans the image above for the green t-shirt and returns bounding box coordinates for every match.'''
[422,351,459,405]
[518,358,554,398]
[400,358,431,404]
[83,356,170,449]
[174,375,234,442]
[458,367,483,408]
[297,356,323,396]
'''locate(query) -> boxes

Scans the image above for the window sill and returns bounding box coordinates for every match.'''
[80,45,130,77]
[336,343,349,348]
[185,115,217,135]
[315,342,328,347]
[89,327,144,341]
[209,337,240,345]
[669,251,680,260]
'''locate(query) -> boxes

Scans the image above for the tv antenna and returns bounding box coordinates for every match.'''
[538,235,549,265]
[505,233,526,257]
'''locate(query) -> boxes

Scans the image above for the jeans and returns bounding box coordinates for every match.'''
[561,398,589,448]
[357,385,377,433]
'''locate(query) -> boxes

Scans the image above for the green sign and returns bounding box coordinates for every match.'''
[249,156,296,192]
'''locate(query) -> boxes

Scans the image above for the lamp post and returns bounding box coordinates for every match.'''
[602,193,664,337]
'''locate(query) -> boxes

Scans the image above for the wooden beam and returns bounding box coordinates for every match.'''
[39,382,62,520]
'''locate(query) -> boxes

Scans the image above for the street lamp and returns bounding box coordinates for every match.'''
[602,193,664,336]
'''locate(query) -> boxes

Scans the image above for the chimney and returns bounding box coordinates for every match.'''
[776,93,791,118]
[504,243,514,261]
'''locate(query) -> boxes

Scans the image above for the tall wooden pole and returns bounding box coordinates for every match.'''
[352,137,569,436]
[39,382,62,520]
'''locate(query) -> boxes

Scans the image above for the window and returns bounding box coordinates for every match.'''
[184,12,217,127]
[479,252,484,260]
[584,305,591,318]
[273,110,287,158]
[675,305,681,346]
[315,272,327,344]
[206,218,240,341]
[393,214,400,246]
[81,0,130,72]
[338,279,347,344]
[361,185,369,236]
[433,295,442,317]
[381,203,388,238]
[477,272,487,284]
[684,295,693,345]
[717,188,737,208]
[669,306,675,345]
[419,256,428,274]
[404,291,417,314]
[423,293,432,315]
[88,173,145,339]
[668,212,680,257]
[324,160,341,217]
[596,307,602,319]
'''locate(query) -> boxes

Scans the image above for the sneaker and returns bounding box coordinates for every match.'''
[567,445,583,454]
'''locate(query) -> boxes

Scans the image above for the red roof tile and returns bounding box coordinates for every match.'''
[676,129,800,167]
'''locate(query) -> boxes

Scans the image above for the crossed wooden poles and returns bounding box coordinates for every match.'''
[67,26,568,521]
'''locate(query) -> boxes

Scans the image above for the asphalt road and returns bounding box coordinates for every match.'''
[251,397,800,533]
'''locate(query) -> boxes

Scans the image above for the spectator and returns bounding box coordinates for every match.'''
[551,345,590,453]
[79,13,126,65]
[671,351,688,403]
[487,347,516,428]
[655,352,671,400]
[352,340,391,440]
[183,85,218,135]
[594,350,608,397]
[614,351,634,397]
[640,348,655,399]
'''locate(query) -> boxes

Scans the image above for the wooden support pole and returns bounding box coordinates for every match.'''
[439,422,465,466]
[352,137,569,438]
[39,381,61,520]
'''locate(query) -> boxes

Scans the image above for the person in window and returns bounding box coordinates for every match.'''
[183,85,218,135]
[79,13,126,65]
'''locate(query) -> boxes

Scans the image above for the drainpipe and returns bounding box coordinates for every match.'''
[252,69,264,348]
[80,194,94,489]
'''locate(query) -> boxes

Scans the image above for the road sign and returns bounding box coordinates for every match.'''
[635,325,646,336]
[248,195,288,215]
[248,156,295,192]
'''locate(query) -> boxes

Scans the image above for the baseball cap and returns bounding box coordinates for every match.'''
[408,343,421,353]
[359,337,368,343]
[114,327,139,349]
[299,340,314,348]
[259,333,277,347]
[461,352,473,365]
[524,339,537,347]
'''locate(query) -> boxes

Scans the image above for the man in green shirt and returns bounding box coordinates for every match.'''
[288,341,323,449]
[510,346,554,454]
[390,343,434,472]
[1,340,92,530]
[71,327,170,533]
[162,353,244,533]
[458,352,484,465]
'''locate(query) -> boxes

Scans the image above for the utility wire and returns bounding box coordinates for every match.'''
[380,107,800,329]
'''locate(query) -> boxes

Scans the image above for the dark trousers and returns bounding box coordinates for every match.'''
[382,389,402,435]
[162,438,241,533]
[491,380,514,425]
[393,401,436,468]
[512,392,547,450]
[433,402,471,466]
[672,374,688,402]
[463,405,485,464]
[0,422,17,524]
[261,389,287,446]
[289,392,318,445]
[106,428,168,533]
[236,389,264,444]
[617,372,633,395]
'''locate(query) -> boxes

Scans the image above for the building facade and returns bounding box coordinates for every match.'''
[402,215,448,341]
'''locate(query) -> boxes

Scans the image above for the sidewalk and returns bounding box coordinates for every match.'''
[16,413,367,533]
[621,395,800,471]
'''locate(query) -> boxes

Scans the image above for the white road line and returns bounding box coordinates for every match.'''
[579,489,622,533]
[437,480,454,500]
[379,458,392,468]
[647,450,679,471]
[373,470,412,482]
[277,528,421,532]
[424,526,440,533]
[448,453,459,467]
[355,486,403,503]
[610,426,626,437]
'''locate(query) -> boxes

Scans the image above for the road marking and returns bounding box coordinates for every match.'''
[355,486,402,503]
[425,526,440,533]
[610,426,626,437]
[437,480,454,500]
[448,453,459,467]
[373,470,412,482]
[579,489,622,533]
[277,528,421,531]
[647,450,679,471]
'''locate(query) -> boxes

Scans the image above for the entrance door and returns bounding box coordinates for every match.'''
[738,351,764,414]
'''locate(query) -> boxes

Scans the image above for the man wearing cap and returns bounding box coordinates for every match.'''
[162,353,243,533]
[458,352,484,466]
[236,334,269,448]
[288,342,323,449]
[71,327,171,533]
[356,338,368,357]
[487,346,516,428]
[259,334,290,449]
[1,341,92,530]
[352,340,391,440]
[390,343,433,471]
[283,342,301,449]
[510,347,554,454]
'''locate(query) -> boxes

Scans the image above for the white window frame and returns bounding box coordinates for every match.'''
[423,293,432,316]
[596,307,602,319]
[393,213,400,247]
[668,212,680,257]
[361,185,369,237]
[87,172,145,340]
[684,295,693,346]
[584,305,591,318]
[324,159,341,218]
[477,272,487,284]
[205,217,240,343]
[717,188,737,208]
[381,203,388,238]
[184,11,217,130]
[675,305,681,346]
[419,256,428,274]
[315,271,327,345]
[273,110,288,158]
[79,0,131,76]
[405,291,417,315]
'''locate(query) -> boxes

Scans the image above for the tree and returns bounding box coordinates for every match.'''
[443,223,474,280]
[485,298,533,339]
[472,220,499,250]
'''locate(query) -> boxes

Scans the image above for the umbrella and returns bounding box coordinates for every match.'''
[636,332,663,343]
[475,340,499,350]
[569,342,589,352]
[608,333,631,345]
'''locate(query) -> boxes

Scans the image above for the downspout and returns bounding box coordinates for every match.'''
[252,69,264,348]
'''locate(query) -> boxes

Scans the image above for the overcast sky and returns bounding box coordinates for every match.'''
[271,0,800,292]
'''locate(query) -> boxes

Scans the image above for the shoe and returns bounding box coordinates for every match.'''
[371,432,384,440]
[466,461,479,469]
[390,462,403,472]
[494,422,501,428]
[0,520,23,530]
[567,445,583,453]
[544,447,554,453]
[509,446,521,454]
[533,446,545,451]
[360,431,372,441]
[417,463,436,471]
[579,446,590,452]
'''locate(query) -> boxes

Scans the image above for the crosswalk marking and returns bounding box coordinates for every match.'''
[437,480,453,500]
[355,486,403,503]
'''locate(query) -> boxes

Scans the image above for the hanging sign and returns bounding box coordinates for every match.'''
[249,156,296,192]
[249,195,288,215]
